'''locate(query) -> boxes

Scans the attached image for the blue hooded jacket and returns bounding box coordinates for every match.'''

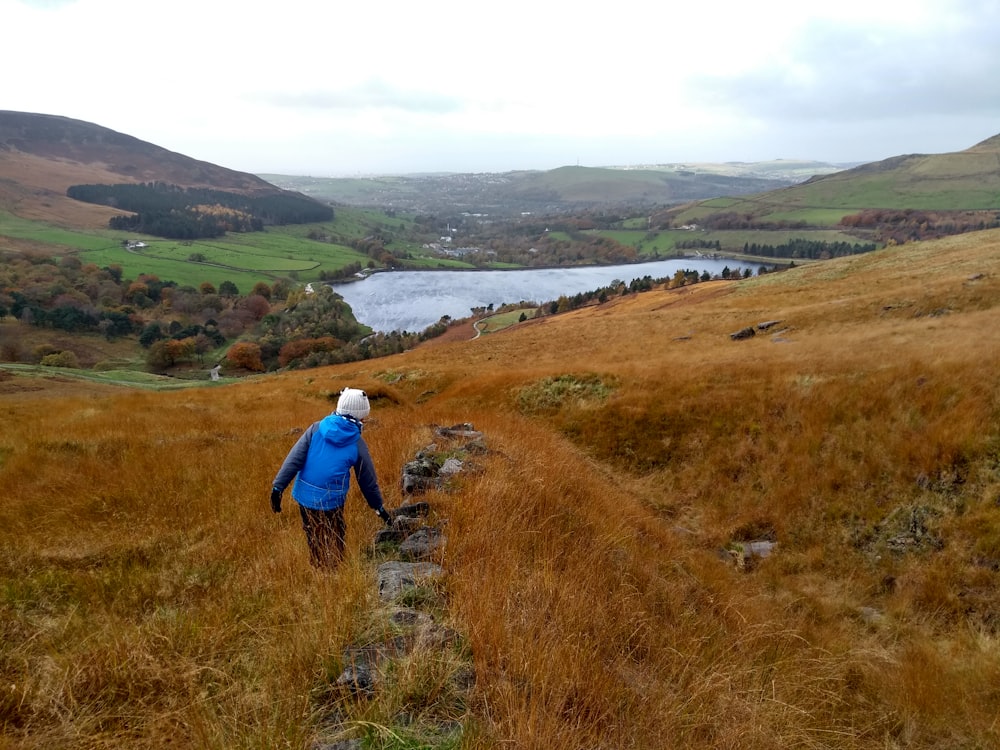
[272,413,385,512]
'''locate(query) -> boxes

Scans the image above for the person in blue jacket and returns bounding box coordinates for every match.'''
[271,387,392,569]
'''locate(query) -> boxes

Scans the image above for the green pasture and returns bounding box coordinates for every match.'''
[402,255,477,269]
[327,205,419,240]
[698,197,745,209]
[478,308,537,334]
[75,247,274,290]
[621,217,649,229]
[0,211,127,251]
[1,210,384,288]
[135,242,316,272]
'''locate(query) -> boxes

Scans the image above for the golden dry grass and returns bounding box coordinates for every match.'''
[3,230,1000,748]
[0,151,129,228]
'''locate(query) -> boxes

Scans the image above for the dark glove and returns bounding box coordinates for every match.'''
[376,507,392,526]
[270,487,283,513]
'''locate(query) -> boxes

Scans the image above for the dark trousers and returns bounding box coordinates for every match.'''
[298,505,346,570]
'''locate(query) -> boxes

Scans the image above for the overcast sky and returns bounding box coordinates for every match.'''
[5,0,999,176]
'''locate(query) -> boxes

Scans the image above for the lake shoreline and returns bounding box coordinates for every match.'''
[334,251,794,284]
[329,256,774,334]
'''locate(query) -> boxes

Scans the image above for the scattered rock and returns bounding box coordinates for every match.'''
[757,320,782,330]
[726,540,776,570]
[394,501,431,518]
[462,437,488,454]
[877,505,943,554]
[859,606,885,625]
[377,560,445,602]
[730,326,756,341]
[439,457,464,476]
[335,646,380,696]
[435,423,483,440]
[373,526,408,545]
[390,607,434,628]
[400,528,446,561]
[312,740,361,750]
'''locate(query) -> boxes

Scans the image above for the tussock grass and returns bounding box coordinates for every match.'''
[3,230,1000,747]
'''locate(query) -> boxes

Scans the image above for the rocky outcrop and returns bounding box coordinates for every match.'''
[400,424,485,494]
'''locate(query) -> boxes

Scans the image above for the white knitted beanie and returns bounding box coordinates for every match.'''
[335,388,370,420]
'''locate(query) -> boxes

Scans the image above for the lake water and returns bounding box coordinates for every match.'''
[331,257,766,333]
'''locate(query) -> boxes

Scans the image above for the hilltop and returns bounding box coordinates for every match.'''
[261,164,813,217]
[0,110,291,228]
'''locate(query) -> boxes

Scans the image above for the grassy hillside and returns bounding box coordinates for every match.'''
[0,111,292,232]
[669,134,1000,227]
[3,228,1000,747]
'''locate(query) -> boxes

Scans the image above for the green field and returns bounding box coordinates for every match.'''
[399,255,477,270]
[0,207,418,289]
[478,308,538,334]
[0,211,129,250]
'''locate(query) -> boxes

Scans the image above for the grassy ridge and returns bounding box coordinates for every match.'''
[669,141,1000,226]
[2,229,1000,747]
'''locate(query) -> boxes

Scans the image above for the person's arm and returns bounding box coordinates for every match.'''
[272,424,316,492]
[354,438,390,522]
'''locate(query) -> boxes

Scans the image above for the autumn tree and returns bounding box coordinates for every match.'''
[278,336,341,368]
[226,342,264,371]
[251,281,271,300]
[240,294,271,321]
[271,279,291,300]
[146,337,196,369]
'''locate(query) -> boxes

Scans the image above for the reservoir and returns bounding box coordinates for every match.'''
[331,257,767,333]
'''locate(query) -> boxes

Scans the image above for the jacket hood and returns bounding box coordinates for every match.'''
[317,413,362,448]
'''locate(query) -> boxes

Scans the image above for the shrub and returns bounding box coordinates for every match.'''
[516,373,616,415]
[32,343,59,362]
[40,350,79,368]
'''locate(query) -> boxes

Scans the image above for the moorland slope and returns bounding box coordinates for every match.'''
[2,227,999,747]
[0,111,286,228]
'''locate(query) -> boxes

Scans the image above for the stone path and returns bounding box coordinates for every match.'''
[313,424,485,750]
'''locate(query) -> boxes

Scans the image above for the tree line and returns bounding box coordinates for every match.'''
[740,238,877,259]
[839,209,1000,244]
[66,182,334,239]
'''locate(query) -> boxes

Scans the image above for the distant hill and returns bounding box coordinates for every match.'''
[260,164,817,217]
[0,110,288,228]
[667,133,1000,228]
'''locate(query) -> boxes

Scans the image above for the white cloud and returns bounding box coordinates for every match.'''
[4,0,999,173]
